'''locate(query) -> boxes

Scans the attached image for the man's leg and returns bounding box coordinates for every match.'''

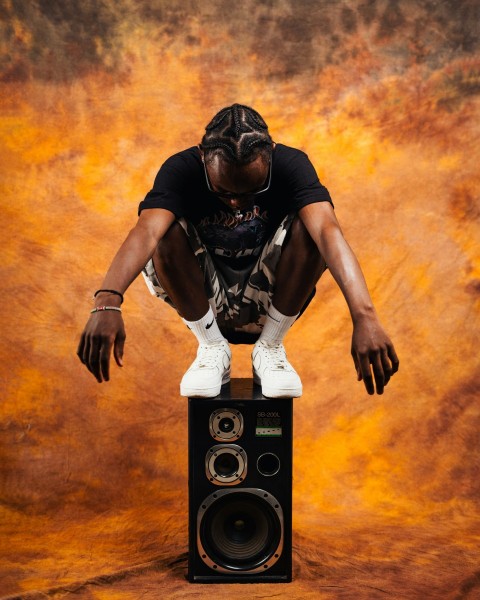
[272,215,326,315]
[149,221,231,397]
[252,216,326,397]
[151,221,209,320]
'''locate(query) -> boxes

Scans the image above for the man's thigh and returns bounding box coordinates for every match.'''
[141,215,298,343]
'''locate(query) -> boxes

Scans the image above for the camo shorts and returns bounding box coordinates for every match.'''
[142,213,313,344]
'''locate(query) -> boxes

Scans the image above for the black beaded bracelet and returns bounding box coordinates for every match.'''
[93,289,124,304]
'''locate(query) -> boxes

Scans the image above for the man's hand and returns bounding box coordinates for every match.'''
[299,203,399,395]
[77,311,126,383]
[75,209,176,382]
[351,316,399,395]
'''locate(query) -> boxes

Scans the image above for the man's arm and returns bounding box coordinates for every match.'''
[299,202,399,395]
[77,208,176,383]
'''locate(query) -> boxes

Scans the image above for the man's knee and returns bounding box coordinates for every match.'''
[158,220,184,248]
[153,221,190,271]
[287,216,322,264]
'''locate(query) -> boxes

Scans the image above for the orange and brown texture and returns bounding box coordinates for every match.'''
[1,0,479,598]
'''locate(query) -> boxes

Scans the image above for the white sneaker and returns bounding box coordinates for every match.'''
[180,341,231,397]
[252,340,302,398]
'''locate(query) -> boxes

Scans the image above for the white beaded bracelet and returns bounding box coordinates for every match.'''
[90,306,122,314]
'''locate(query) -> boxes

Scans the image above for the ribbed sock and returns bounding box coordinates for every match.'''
[258,304,299,345]
[182,306,225,345]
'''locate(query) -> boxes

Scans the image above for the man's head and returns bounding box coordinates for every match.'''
[200,104,273,165]
[199,104,273,211]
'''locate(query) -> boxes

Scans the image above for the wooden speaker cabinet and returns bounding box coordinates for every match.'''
[188,378,292,583]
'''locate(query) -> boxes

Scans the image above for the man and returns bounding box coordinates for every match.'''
[77,104,399,398]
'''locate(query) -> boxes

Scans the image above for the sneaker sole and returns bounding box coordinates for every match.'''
[180,371,231,398]
[253,372,302,398]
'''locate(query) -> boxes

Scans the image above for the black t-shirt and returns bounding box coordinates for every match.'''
[138,144,333,266]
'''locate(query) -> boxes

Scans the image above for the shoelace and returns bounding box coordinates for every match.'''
[259,343,290,370]
[194,344,227,369]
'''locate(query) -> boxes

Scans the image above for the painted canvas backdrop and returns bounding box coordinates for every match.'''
[1,1,479,598]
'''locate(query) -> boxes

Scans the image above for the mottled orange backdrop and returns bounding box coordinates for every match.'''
[1,1,479,599]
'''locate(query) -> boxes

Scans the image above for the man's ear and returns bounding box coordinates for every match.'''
[197,144,204,161]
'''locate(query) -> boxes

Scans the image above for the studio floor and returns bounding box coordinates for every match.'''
[3,509,480,599]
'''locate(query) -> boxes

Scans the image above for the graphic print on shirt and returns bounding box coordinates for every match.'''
[197,205,269,259]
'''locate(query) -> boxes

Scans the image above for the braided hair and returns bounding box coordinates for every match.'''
[201,104,273,165]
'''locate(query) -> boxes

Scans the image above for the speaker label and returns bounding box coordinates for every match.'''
[256,426,282,436]
[256,412,282,437]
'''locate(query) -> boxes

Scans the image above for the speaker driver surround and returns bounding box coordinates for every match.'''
[206,444,247,485]
[197,488,284,573]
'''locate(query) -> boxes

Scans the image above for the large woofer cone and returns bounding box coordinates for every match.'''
[197,488,284,573]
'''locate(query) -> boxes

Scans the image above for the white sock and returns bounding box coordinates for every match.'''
[183,306,225,345]
[258,304,299,345]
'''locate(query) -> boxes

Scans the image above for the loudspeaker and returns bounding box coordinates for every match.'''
[188,378,292,583]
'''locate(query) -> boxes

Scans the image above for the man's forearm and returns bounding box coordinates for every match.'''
[300,202,398,394]
[299,203,377,324]
[98,229,156,296]
[318,224,377,323]
[96,209,175,300]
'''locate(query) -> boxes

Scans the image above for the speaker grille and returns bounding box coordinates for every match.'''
[197,488,284,573]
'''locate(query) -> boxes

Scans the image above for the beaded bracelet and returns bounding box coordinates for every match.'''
[93,289,124,304]
[90,306,122,314]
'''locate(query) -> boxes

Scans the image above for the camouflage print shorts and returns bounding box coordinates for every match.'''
[142,213,307,344]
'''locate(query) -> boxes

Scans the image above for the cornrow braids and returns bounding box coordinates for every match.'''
[201,104,273,165]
